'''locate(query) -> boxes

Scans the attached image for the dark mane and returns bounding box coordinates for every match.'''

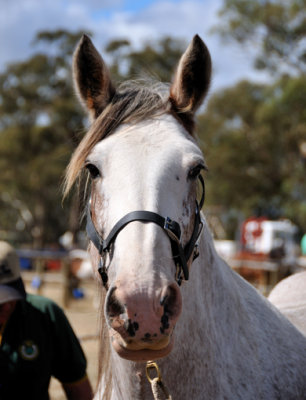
[64,79,194,195]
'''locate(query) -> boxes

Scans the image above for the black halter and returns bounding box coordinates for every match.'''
[86,175,205,288]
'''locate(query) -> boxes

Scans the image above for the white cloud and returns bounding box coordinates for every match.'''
[91,0,220,48]
[91,0,269,91]
[0,0,269,91]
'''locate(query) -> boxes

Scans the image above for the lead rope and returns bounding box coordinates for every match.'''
[146,361,172,400]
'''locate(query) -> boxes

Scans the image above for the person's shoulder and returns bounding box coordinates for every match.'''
[26,293,64,317]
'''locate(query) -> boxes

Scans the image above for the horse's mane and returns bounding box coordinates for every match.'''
[64,80,175,196]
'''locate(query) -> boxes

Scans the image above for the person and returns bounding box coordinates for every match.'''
[0,241,93,400]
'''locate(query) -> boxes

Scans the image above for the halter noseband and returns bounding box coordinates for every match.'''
[86,175,205,288]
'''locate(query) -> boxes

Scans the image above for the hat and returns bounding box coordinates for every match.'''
[0,241,26,304]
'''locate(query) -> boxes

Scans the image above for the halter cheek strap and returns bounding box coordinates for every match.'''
[86,175,205,287]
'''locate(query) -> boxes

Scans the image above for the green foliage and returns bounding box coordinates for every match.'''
[205,0,306,237]
[0,30,85,247]
[198,76,306,235]
[214,0,306,74]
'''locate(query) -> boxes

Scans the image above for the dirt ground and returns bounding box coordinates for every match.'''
[23,273,100,400]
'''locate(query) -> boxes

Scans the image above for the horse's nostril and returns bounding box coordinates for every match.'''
[106,287,125,318]
[161,285,181,319]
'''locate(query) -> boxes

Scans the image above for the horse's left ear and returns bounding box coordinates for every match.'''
[73,34,115,119]
[170,35,212,114]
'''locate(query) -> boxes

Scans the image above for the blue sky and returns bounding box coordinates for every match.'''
[0,0,268,93]
[116,0,157,13]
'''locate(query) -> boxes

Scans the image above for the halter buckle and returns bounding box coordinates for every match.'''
[164,217,181,245]
[164,217,172,231]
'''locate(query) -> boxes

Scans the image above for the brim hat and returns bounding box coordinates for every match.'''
[0,241,26,304]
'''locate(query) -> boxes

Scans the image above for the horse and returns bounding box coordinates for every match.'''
[64,34,306,399]
[269,270,306,336]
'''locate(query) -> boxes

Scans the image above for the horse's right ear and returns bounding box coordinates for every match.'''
[73,35,115,119]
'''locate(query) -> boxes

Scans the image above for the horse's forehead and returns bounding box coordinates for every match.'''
[90,114,203,167]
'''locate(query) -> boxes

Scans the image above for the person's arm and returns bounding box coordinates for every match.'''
[62,375,93,400]
[42,298,93,398]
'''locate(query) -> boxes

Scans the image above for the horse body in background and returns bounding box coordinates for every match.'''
[269,270,306,336]
[65,34,306,399]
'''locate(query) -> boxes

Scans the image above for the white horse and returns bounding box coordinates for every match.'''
[269,271,306,336]
[65,34,306,400]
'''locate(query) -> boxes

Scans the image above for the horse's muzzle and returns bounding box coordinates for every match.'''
[105,282,182,361]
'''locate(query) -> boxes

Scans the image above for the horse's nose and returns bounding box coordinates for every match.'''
[105,284,182,339]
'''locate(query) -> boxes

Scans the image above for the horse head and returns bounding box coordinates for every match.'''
[67,34,211,362]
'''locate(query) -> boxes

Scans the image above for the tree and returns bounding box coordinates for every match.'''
[198,75,306,236]
[0,30,86,247]
[105,36,186,83]
[202,0,306,238]
[214,0,306,75]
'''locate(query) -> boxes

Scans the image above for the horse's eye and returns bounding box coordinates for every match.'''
[85,163,100,179]
[188,164,205,180]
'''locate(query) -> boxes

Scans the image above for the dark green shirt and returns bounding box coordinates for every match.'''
[0,293,87,400]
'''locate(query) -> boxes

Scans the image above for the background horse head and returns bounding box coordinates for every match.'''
[65,34,306,400]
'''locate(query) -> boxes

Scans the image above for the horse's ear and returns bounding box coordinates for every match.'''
[170,35,212,114]
[73,34,115,119]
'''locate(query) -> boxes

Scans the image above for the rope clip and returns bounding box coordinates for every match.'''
[146,361,162,383]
